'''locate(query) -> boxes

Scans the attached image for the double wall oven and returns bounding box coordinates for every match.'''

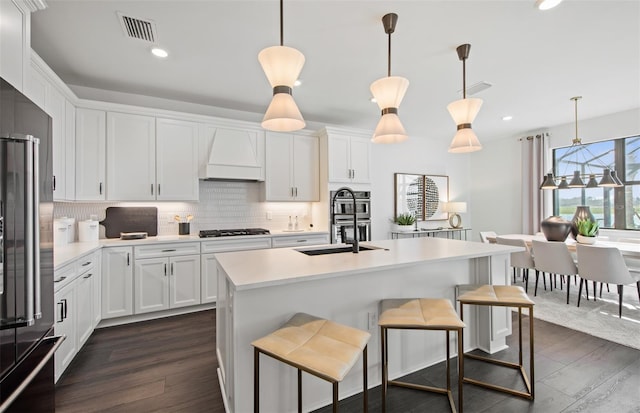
[330,189,371,244]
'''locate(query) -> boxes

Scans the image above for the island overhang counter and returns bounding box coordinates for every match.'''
[215,237,521,413]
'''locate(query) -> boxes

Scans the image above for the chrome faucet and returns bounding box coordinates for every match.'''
[331,187,359,253]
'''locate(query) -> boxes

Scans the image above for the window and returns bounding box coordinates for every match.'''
[552,135,639,229]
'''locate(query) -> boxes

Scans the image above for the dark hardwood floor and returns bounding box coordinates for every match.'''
[56,310,640,413]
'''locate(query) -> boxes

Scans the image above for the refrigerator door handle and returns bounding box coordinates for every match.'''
[23,136,35,326]
[33,137,42,319]
[0,335,65,413]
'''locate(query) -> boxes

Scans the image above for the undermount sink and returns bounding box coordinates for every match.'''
[296,245,382,256]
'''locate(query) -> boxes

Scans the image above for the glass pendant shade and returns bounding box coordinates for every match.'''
[447,98,483,153]
[568,170,585,187]
[540,173,558,189]
[259,45,305,88]
[586,174,599,188]
[447,98,483,125]
[370,76,409,110]
[261,93,305,131]
[599,168,618,187]
[557,176,569,189]
[448,128,482,153]
[372,113,407,144]
[370,76,409,143]
[259,45,306,131]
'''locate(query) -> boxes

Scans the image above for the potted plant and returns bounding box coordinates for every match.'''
[576,218,599,244]
[394,213,416,231]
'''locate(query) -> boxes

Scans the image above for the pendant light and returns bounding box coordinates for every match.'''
[540,96,624,190]
[448,44,483,153]
[370,13,409,144]
[258,0,305,132]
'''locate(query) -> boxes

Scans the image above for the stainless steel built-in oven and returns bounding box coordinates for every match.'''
[330,189,371,244]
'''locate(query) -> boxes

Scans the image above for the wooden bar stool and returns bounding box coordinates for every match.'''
[252,313,371,413]
[456,285,535,400]
[379,298,465,413]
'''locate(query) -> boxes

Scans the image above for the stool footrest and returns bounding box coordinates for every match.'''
[462,354,533,400]
[389,380,449,395]
[463,377,533,400]
[388,380,457,413]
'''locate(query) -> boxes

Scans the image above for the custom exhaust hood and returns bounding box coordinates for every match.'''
[200,126,265,181]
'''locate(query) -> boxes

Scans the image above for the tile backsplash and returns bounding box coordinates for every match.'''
[54,180,319,240]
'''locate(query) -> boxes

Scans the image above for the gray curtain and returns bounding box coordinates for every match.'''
[521,133,548,234]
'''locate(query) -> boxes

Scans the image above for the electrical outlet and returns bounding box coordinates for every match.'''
[266,211,273,220]
[367,312,378,331]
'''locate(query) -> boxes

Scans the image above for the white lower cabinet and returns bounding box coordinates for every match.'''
[200,254,218,304]
[54,281,76,383]
[271,233,329,248]
[133,243,201,315]
[102,246,134,319]
[54,250,100,383]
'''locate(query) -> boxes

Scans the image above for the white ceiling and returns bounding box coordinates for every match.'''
[30,1,640,144]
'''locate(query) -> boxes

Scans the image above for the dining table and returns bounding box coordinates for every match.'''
[488,234,640,260]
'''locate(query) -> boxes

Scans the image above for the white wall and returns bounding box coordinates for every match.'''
[369,133,471,241]
[471,108,640,239]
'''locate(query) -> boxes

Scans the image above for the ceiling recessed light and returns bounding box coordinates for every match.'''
[535,0,563,10]
[294,79,302,87]
[151,47,168,58]
[502,115,513,121]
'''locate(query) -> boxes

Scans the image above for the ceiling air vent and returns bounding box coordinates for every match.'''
[117,12,157,43]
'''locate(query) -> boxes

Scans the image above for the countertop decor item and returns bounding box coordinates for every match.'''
[576,218,598,244]
[571,205,597,238]
[258,0,305,131]
[100,207,158,238]
[540,216,572,241]
[448,44,483,153]
[370,12,409,144]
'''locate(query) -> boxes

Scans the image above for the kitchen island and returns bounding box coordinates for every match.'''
[215,237,520,413]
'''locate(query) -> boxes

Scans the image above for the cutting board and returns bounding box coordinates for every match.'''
[100,207,158,238]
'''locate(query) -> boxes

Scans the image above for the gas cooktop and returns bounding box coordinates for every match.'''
[198,228,271,238]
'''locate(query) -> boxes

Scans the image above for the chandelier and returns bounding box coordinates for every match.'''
[540,96,623,190]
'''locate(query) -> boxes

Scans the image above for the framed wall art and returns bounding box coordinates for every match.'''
[394,173,449,221]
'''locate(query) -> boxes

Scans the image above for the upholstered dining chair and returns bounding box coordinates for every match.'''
[576,244,640,318]
[479,231,497,243]
[531,240,579,304]
[496,237,535,291]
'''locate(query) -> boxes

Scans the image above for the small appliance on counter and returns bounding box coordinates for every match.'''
[53,217,75,245]
[78,219,100,242]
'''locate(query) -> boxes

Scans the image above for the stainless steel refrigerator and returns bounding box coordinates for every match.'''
[0,77,62,412]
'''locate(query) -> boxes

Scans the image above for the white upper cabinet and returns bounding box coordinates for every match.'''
[75,108,106,200]
[46,86,67,200]
[65,99,76,198]
[199,124,265,181]
[0,0,29,91]
[324,130,371,184]
[106,112,156,201]
[264,132,319,201]
[156,118,199,201]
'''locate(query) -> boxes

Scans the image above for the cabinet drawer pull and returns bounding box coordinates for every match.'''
[83,273,93,279]
[81,261,91,266]
[57,302,64,323]
[161,249,176,253]
[164,263,167,276]
[296,239,307,243]
[54,276,67,283]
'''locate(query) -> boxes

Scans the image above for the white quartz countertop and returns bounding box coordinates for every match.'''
[215,237,522,291]
[53,231,329,270]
